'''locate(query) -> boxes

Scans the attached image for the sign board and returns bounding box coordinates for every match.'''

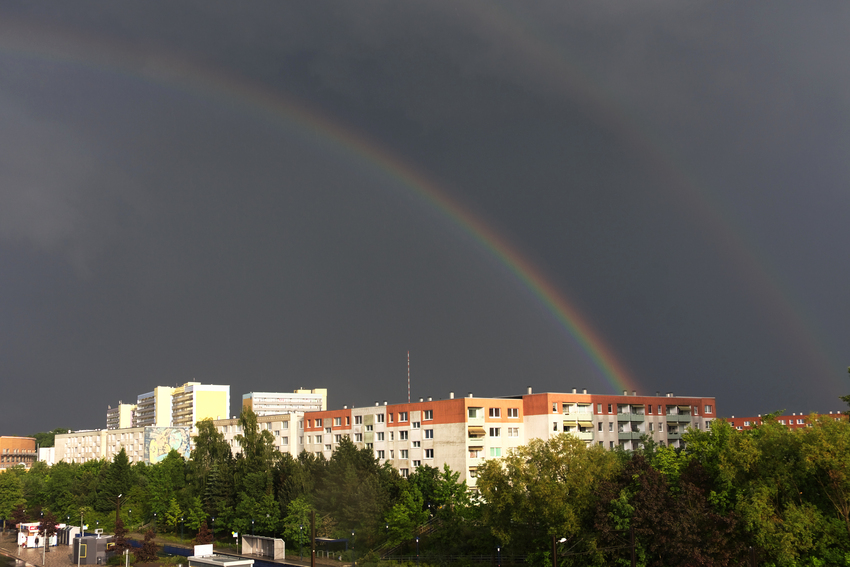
[194,544,214,557]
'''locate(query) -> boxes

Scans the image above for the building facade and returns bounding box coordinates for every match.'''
[725,411,847,431]
[214,413,302,459]
[171,382,230,428]
[214,389,715,488]
[0,436,37,470]
[133,387,175,428]
[242,389,327,416]
[55,426,192,465]
[106,403,137,430]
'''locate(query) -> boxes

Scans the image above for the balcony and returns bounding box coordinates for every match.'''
[617,412,645,422]
[618,431,643,441]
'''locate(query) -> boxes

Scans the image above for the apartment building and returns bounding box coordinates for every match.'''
[55,426,192,465]
[242,389,327,416]
[0,436,37,470]
[106,403,137,430]
[213,413,302,458]
[293,389,715,487]
[725,411,847,431]
[171,382,230,428]
[133,387,175,428]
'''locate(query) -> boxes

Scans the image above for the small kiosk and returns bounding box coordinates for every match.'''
[17,522,59,548]
[73,532,115,565]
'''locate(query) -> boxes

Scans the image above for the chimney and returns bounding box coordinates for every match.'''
[572,388,577,394]
[582,388,587,394]
[656,391,660,397]
[419,397,423,403]
[375,402,379,406]
[450,392,455,399]
[344,405,348,409]
[623,390,627,396]
[384,401,387,405]
[527,386,532,395]
[468,392,473,398]
[632,390,636,397]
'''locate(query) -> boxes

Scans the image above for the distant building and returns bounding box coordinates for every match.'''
[171,382,230,428]
[725,411,847,431]
[0,436,37,470]
[55,426,192,465]
[242,389,327,416]
[214,413,302,459]
[134,386,175,428]
[106,403,137,430]
[38,446,55,466]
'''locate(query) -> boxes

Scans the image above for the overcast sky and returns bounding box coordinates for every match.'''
[1,2,848,434]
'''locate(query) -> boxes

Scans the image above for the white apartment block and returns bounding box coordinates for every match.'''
[106,403,137,430]
[242,389,327,416]
[213,413,302,459]
[55,426,192,465]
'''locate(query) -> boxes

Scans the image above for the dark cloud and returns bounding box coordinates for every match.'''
[0,1,848,434]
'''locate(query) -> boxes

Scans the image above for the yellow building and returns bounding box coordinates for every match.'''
[134,386,175,427]
[106,403,137,430]
[171,382,230,428]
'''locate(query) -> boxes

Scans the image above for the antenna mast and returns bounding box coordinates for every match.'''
[407,351,411,404]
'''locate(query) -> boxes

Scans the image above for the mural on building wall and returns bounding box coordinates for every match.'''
[145,427,191,464]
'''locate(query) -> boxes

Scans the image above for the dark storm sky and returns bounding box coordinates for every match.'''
[1,2,848,434]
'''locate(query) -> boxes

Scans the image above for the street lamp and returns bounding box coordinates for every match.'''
[212,517,216,541]
[128,510,132,531]
[299,525,303,560]
[497,545,501,567]
[416,536,420,564]
[180,517,184,542]
[351,530,355,566]
[251,519,254,537]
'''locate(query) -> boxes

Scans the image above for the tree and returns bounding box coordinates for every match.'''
[136,529,159,563]
[281,495,311,550]
[193,521,214,545]
[383,485,428,549]
[0,472,26,524]
[38,509,59,543]
[476,433,619,554]
[113,518,130,554]
[30,428,70,449]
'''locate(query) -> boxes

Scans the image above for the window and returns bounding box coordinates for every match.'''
[553,422,558,432]
[797,419,804,424]
[599,441,604,447]
[399,412,408,422]
[299,436,303,444]
[366,425,373,431]
[299,420,304,429]
[649,422,653,432]
[325,427,332,433]
[335,434,341,443]
[552,403,558,412]
[608,404,612,413]
[780,419,786,425]
[658,423,663,432]
[401,468,409,478]
[346,416,350,426]
[334,417,341,426]
[596,403,602,414]
[424,410,433,420]
[377,414,385,423]
[283,421,289,429]
[413,441,421,448]
[658,405,662,414]
[400,430,409,440]
[325,444,332,451]
[648,405,653,414]
[315,435,322,443]
[489,408,501,418]
[355,433,363,442]
[412,421,421,429]
[308,420,312,428]
[366,442,373,449]
[377,450,385,459]
[609,422,613,432]
[316,419,323,427]
[468,469,478,478]
[609,441,614,449]
[355,415,363,425]
[508,427,519,437]
[468,408,479,419]
[377,432,384,441]
[425,448,434,459]
[490,427,501,437]
[694,407,699,416]
[489,447,502,457]
[424,429,434,439]
[307,435,312,444]
[390,432,394,441]
[389,413,394,423]
[390,450,394,458]
[401,450,409,459]
[598,422,603,432]
[705,405,713,414]
[744,421,750,426]
[508,407,519,418]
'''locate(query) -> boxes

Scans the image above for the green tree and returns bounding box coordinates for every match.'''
[281,495,311,549]
[383,485,428,549]
[30,428,70,449]
[0,471,26,524]
[476,433,619,554]
[164,498,183,533]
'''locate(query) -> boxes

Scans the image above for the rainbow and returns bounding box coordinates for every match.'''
[0,15,641,393]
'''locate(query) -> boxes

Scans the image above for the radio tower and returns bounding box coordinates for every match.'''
[407,351,411,404]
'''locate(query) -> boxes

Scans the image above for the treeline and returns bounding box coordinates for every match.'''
[3,409,850,566]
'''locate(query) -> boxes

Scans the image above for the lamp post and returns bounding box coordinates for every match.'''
[416,536,419,565]
[497,545,501,567]
[251,519,254,537]
[180,517,184,543]
[151,514,155,533]
[128,510,131,531]
[212,517,216,543]
[299,525,303,560]
[351,530,355,566]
